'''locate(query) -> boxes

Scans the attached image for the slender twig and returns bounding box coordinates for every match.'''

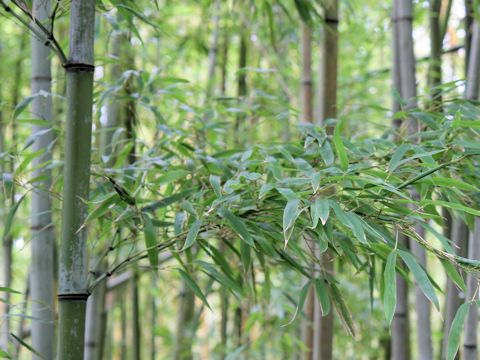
[397,155,467,190]
[0,0,67,64]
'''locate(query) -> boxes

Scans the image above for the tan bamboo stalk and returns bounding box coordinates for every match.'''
[30,0,55,358]
[301,22,313,123]
[462,17,480,360]
[313,2,338,359]
[391,1,413,359]
[205,0,221,100]
[465,0,474,76]
[463,219,480,359]
[300,19,315,360]
[57,1,96,358]
[428,0,442,105]
[0,38,9,354]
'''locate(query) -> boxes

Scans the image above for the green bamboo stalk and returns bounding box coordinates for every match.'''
[30,0,55,358]
[57,1,95,359]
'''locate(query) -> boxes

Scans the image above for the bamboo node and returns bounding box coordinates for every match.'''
[64,62,95,72]
[57,292,89,301]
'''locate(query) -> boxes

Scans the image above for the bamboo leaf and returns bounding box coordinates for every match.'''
[157,170,189,185]
[314,278,330,316]
[399,250,439,310]
[143,215,158,268]
[311,172,321,193]
[209,175,222,197]
[222,209,254,246]
[284,280,312,326]
[283,199,301,245]
[319,140,334,166]
[440,259,466,293]
[311,199,330,228]
[183,219,202,250]
[0,287,21,294]
[383,251,397,325]
[389,143,410,172]
[3,194,27,242]
[329,283,355,336]
[10,333,43,359]
[446,302,470,360]
[178,269,211,310]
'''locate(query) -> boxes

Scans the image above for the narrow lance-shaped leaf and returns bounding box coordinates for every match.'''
[143,215,158,268]
[284,279,312,326]
[446,302,470,360]
[314,278,330,316]
[399,250,439,309]
[178,268,211,310]
[283,199,301,245]
[310,199,330,228]
[209,175,222,197]
[183,219,202,250]
[383,251,397,325]
[222,209,254,246]
[3,193,27,242]
[10,333,43,359]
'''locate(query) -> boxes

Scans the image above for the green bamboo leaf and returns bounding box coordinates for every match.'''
[329,283,355,336]
[399,250,439,309]
[84,192,119,225]
[421,200,480,217]
[389,143,410,172]
[183,219,202,250]
[284,280,312,326]
[3,194,27,242]
[440,259,466,293]
[314,278,330,316]
[333,121,348,171]
[157,170,190,185]
[240,241,251,273]
[311,199,330,228]
[10,333,43,359]
[283,199,301,245]
[143,215,158,268]
[178,268,211,310]
[13,95,35,119]
[319,140,334,166]
[209,175,222,197]
[0,287,21,294]
[345,212,367,244]
[222,209,254,246]
[0,348,11,359]
[446,302,470,360]
[383,251,397,325]
[311,172,321,193]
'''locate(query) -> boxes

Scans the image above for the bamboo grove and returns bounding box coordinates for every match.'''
[0,0,479,359]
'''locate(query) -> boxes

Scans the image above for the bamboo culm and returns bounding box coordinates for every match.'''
[57,1,96,359]
[30,0,55,358]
